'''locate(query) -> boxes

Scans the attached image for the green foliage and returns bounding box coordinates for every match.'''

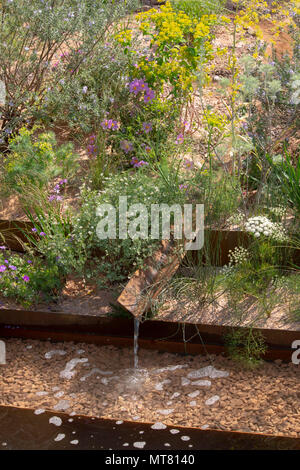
[224,327,267,368]
[267,150,300,216]
[171,0,225,19]
[73,168,186,281]
[0,0,139,143]
[23,190,87,278]
[2,127,78,195]
[0,249,62,307]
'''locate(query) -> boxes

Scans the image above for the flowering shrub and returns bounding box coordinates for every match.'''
[0,247,62,307]
[244,216,288,242]
[0,0,139,143]
[133,1,219,95]
[73,168,188,280]
[2,127,78,195]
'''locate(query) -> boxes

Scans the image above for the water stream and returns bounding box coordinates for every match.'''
[133,318,140,369]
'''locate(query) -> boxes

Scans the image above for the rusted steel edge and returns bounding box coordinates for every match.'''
[0,404,299,450]
[0,305,299,348]
[0,324,297,362]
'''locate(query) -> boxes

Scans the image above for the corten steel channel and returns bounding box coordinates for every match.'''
[0,405,299,450]
[0,309,299,361]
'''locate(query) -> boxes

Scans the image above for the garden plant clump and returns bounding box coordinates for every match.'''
[0,0,299,368]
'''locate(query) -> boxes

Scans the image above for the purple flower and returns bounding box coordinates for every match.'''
[0,246,6,250]
[40,232,46,237]
[131,157,148,168]
[130,157,139,166]
[0,265,6,272]
[176,133,184,144]
[120,140,133,154]
[27,260,32,264]
[87,144,97,156]
[129,79,143,95]
[135,160,148,168]
[22,275,30,282]
[183,159,194,170]
[111,120,120,130]
[32,228,37,232]
[9,265,17,270]
[4,260,8,264]
[100,119,113,130]
[142,122,152,133]
[183,121,190,131]
[179,184,188,191]
[144,89,155,103]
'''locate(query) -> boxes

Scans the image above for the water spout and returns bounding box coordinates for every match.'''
[133,318,140,369]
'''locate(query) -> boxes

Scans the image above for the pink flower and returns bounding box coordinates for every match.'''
[183,159,194,170]
[176,133,184,144]
[23,275,30,282]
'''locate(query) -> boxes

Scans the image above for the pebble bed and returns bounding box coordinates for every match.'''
[0,338,299,438]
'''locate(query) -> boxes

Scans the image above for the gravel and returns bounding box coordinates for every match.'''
[0,338,299,438]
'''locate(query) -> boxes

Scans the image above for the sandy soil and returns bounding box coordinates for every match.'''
[0,275,119,316]
[0,338,299,437]
[154,291,300,331]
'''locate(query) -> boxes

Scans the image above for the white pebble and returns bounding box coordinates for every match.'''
[205,395,220,406]
[181,377,191,386]
[45,350,66,360]
[170,429,180,434]
[49,416,62,426]
[158,409,174,416]
[151,422,167,430]
[54,434,65,442]
[133,442,146,449]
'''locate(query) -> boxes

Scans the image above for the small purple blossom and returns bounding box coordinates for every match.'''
[176,133,184,144]
[135,160,148,168]
[179,184,188,191]
[101,119,113,130]
[0,265,6,272]
[183,159,194,170]
[9,265,17,270]
[142,122,152,133]
[40,232,46,237]
[144,89,155,103]
[129,79,145,95]
[131,157,148,168]
[0,246,6,250]
[120,140,134,154]
[32,228,37,233]
[22,275,30,282]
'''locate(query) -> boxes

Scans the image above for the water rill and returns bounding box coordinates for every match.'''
[134,318,140,369]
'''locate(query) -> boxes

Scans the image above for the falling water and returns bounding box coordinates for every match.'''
[133,318,140,369]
